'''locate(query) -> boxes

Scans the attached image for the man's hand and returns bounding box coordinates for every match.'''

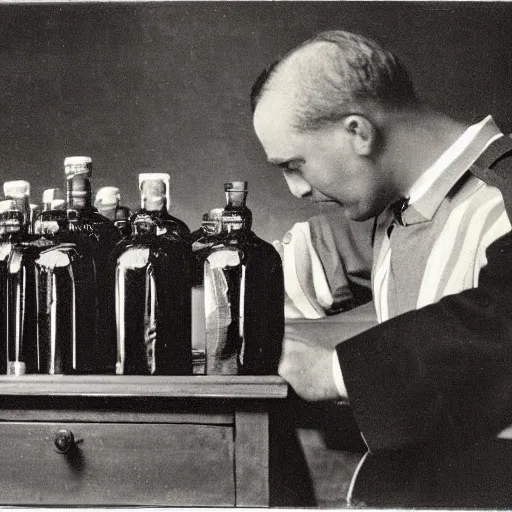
[278,326,345,401]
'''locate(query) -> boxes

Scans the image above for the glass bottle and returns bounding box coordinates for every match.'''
[199,184,284,375]
[228,182,284,374]
[4,185,77,376]
[0,199,19,373]
[33,207,97,374]
[63,156,121,372]
[4,181,40,375]
[94,186,131,238]
[111,174,192,375]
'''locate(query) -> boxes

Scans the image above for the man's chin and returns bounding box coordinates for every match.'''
[344,206,373,222]
[315,199,375,221]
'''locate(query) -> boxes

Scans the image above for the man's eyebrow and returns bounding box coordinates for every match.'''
[268,157,302,167]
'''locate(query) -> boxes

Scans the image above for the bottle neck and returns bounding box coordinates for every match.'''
[225,190,247,209]
[221,216,245,236]
[0,210,24,238]
[35,210,68,236]
[67,173,92,210]
[225,191,252,230]
[115,205,130,221]
[202,219,222,236]
[28,207,39,236]
[142,196,166,213]
[97,203,119,221]
[113,207,131,235]
[5,197,29,227]
[133,214,158,237]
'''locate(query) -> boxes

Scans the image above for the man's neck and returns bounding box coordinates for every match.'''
[382,106,471,201]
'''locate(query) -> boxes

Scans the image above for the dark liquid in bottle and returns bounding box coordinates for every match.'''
[204,249,243,375]
[35,241,98,374]
[66,210,121,372]
[6,243,41,374]
[0,241,14,373]
[202,232,284,376]
[113,236,192,375]
[240,234,284,375]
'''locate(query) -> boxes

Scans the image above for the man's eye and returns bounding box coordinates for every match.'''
[282,162,302,172]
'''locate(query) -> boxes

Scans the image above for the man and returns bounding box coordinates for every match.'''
[252,30,512,507]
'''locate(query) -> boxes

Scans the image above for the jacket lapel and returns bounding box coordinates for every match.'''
[470,136,512,220]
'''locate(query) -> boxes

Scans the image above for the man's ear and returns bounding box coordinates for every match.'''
[342,115,377,156]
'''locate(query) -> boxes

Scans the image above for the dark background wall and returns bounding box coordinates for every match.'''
[0,2,511,242]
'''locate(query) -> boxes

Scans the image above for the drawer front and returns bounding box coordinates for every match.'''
[0,422,235,506]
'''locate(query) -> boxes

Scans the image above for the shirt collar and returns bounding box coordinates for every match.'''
[397,116,503,226]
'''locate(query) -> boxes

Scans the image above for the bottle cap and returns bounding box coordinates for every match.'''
[64,156,92,178]
[64,156,92,166]
[224,181,248,192]
[3,180,30,199]
[95,186,121,208]
[42,188,64,205]
[139,173,171,211]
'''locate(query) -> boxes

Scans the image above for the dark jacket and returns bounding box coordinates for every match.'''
[337,135,512,508]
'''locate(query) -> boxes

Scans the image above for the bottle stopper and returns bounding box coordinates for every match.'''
[64,156,92,178]
[3,180,30,199]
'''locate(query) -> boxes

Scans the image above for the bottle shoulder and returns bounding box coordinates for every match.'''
[131,209,190,233]
[66,209,120,246]
[194,231,281,269]
[112,234,190,271]
[114,232,188,254]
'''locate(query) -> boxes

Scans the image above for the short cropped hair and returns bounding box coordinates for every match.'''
[250,30,418,130]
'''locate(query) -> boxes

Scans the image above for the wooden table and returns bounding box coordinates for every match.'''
[0,375,287,507]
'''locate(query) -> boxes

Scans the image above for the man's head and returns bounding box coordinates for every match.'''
[252,30,418,220]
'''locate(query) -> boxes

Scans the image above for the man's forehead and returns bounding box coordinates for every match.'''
[253,93,300,160]
[254,92,295,130]
[253,45,326,138]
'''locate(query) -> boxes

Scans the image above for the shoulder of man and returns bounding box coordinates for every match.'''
[470,135,512,219]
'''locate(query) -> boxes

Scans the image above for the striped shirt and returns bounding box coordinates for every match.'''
[373,116,509,322]
[333,115,510,396]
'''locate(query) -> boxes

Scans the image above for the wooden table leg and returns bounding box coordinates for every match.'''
[234,409,269,507]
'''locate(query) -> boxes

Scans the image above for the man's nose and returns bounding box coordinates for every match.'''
[283,173,312,199]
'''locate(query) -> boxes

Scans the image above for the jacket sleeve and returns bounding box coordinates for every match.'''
[336,229,512,454]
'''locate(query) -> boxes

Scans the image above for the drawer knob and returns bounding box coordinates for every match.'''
[54,429,75,454]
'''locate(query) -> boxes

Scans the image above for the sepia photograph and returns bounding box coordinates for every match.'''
[0,0,511,509]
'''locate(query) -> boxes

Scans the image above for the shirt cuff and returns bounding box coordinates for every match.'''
[332,349,348,397]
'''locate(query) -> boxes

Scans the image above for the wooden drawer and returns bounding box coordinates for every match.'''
[0,422,235,506]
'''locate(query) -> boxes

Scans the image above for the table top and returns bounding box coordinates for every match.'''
[0,375,288,399]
